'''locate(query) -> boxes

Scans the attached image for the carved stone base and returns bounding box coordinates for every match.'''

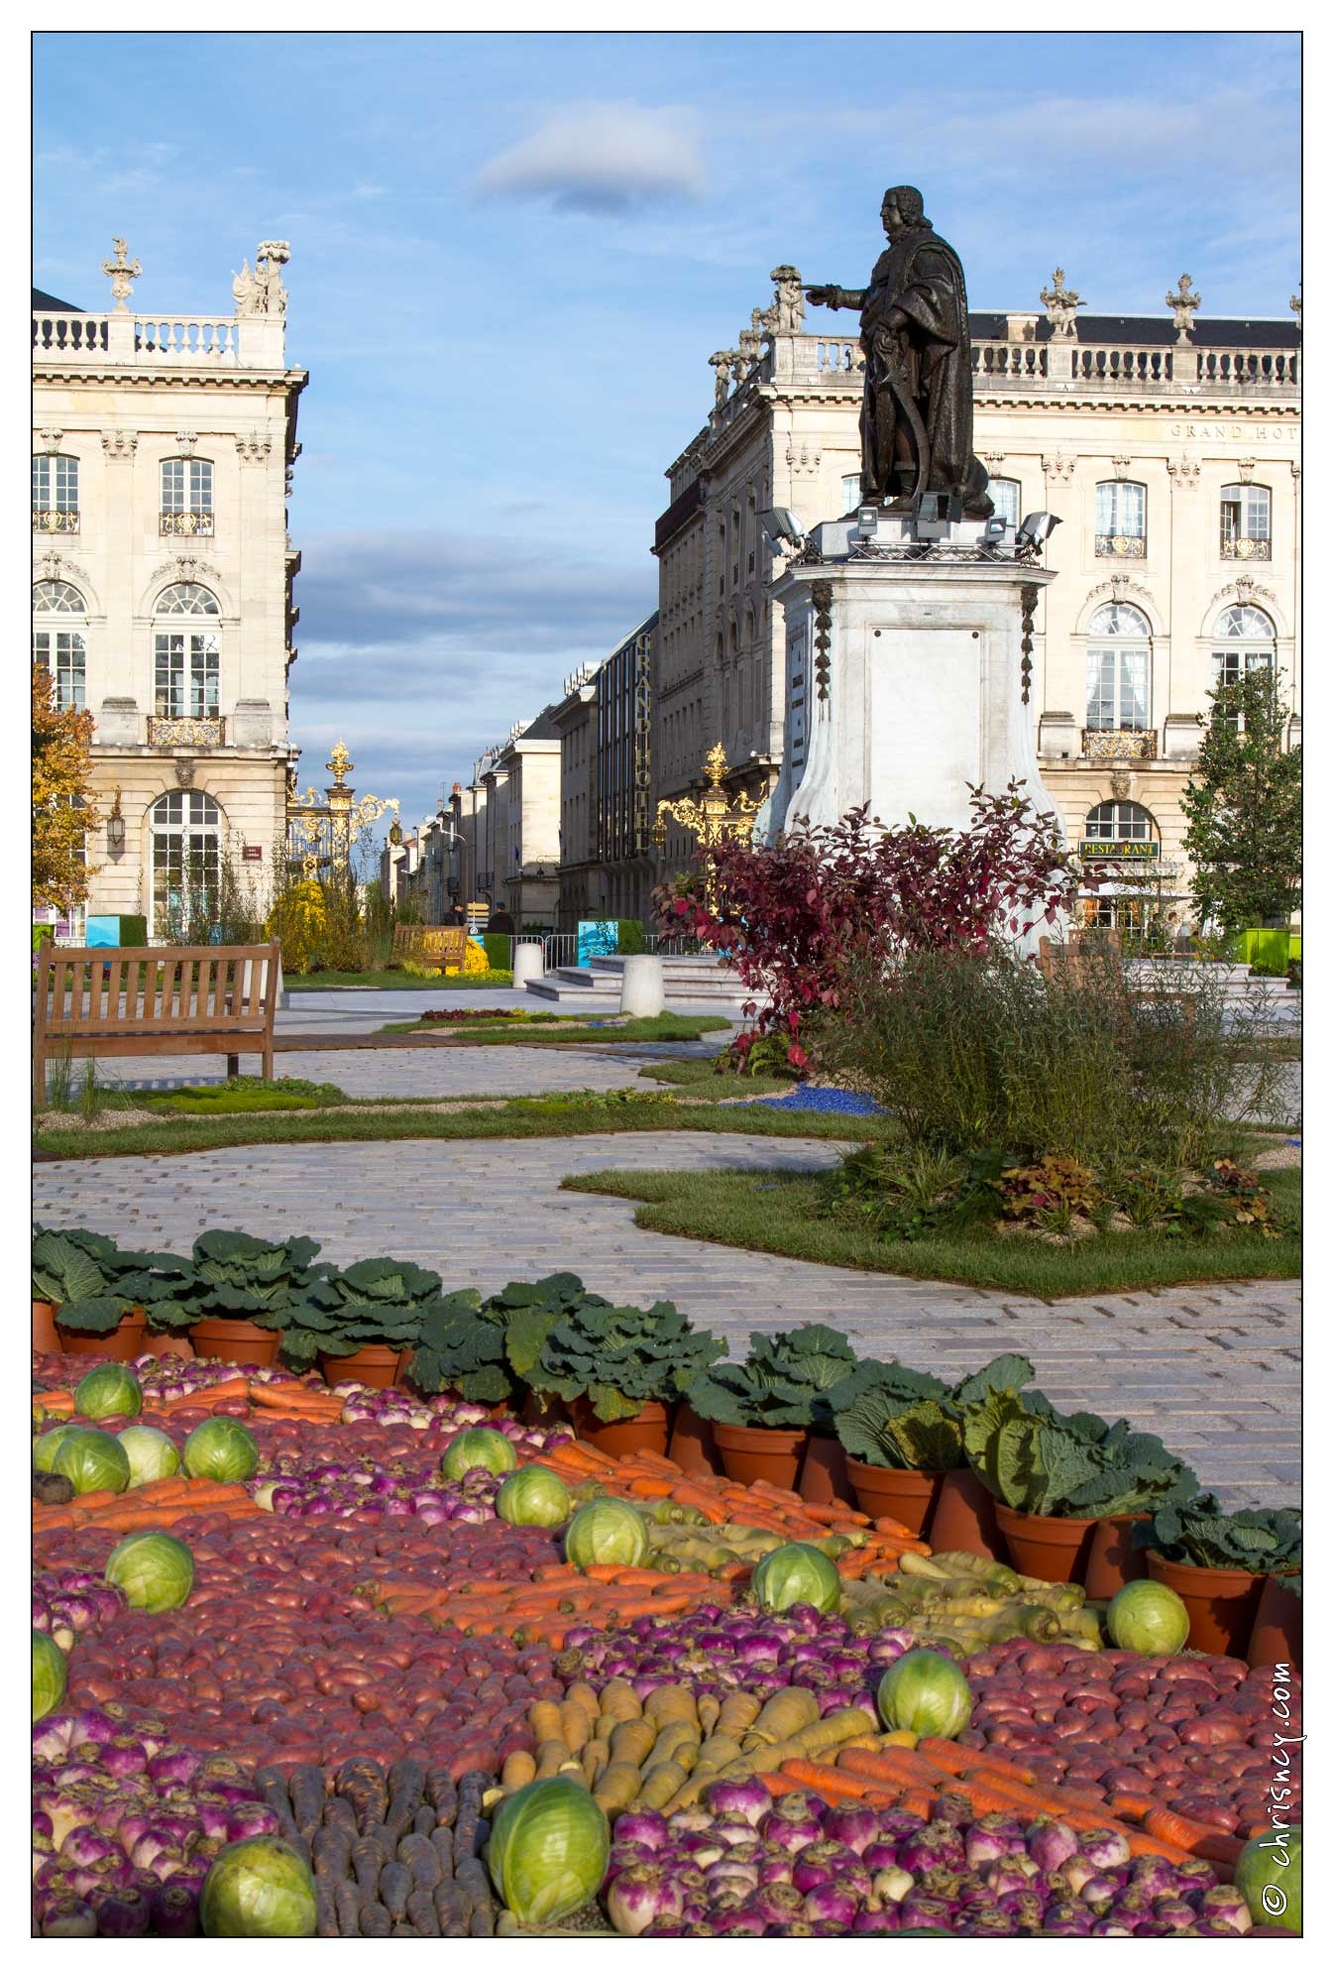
[766,555,1061,849]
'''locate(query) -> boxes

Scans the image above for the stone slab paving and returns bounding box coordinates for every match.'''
[35,1133,1298,1510]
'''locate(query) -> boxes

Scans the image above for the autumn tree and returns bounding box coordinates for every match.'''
[1181,667,1301,934]
[33,659,98,910]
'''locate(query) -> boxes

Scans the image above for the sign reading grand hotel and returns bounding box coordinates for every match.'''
[1080,839,1161,860]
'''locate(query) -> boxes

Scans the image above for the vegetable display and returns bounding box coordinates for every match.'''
[30,1232,1302,1944]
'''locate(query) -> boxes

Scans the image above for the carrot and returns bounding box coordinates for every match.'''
[780,1759,899,1803]
[1143,1809,1245,1868]
[838,1745,947,1788]
[65,1489,122,1513]
[800,1503,872,1527]
[624,1451,684,1475]
[582,1565,673,1587]
[33,1508,78,1532]
[627,1477,675,1498]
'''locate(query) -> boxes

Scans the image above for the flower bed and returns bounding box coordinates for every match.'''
[32,1348,1301,1939]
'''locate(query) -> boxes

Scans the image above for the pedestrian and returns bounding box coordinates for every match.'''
[487,903,516,936]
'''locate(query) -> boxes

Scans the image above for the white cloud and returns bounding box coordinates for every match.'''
[473,102,706,212]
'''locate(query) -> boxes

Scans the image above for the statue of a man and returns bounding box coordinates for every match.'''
[806,186,991,517]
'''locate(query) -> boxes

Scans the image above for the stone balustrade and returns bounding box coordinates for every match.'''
[971,338,1298,393]
[33,309,286,368]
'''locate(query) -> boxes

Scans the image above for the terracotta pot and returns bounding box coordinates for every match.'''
[845,1459,944,1537]
[711,1421,809,1492]
[1247,1574,1302,1672]
[799,1435,856,1508]
[995,1502,1099,1585]
[667,1405,725,1478]
[140,1331,196,1361]
[1146,1550,1266,1657]
[1084,1513,1150,1600]
[318,1345,406,1389]
[33,1299,62,1354]
[190,1318,280,1369]
[929,1467,1007,1560]
[59,1305,148,1362]
[571,1397,674,1461]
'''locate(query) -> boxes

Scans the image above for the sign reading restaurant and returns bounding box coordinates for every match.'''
[1080,840,1161,860]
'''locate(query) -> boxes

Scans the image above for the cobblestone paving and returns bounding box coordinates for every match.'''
[35,1134,1299,1510]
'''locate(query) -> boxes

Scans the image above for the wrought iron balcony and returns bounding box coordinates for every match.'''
[148,715,226,747]
[1220,535,1272,561]
[33,507,79,534]
[1095,534,1147,558]
[1082,729,1158,761]
[160,509,215,537]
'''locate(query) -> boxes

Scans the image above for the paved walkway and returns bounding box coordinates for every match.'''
[34,1133,1298,1510]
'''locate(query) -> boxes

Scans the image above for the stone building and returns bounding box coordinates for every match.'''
[32,238,306,938]
[548,614,657,931]
[652,265,1299,926]
[457,710,562,928]
[551,664,601,930]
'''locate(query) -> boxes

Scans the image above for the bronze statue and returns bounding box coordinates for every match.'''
[807,186,991,518]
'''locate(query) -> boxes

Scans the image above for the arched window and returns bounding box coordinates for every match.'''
[33,453,79,533]
[989,477,1021,528]
[160,457,214,535]
[1220,484,1270,560]
[1095,480,1146,557]
[33,581,87,711]
[154,584,220,719]
[150,790,222,936]
[1085,800,1156,843]
[1085,603,1151,732]
[1213,605,1275,688]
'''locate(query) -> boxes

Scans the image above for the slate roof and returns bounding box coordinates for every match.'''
[969,311,1299,349]
[33,287,83,312]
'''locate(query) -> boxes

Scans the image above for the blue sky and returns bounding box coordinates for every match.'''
[34,30,1300,829]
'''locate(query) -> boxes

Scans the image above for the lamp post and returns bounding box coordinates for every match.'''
[651,743,761,907]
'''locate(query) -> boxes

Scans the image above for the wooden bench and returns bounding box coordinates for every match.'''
[34,942,281,1104]
[392,923,469,969]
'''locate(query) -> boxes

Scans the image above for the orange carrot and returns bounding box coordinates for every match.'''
[780,1759,900,1804]
[1143,1809,1245,1868]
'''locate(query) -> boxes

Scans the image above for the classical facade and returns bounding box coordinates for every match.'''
[452,710,562,928]
[32,239,306,937]
[652,266,1299,924]
[551,665,601,930]
[547,614,657,931]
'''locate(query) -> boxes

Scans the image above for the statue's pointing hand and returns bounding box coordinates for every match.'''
[805,285,841,308]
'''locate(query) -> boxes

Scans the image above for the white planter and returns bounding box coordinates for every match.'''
[619,955,665,1017]
[511,942,545,987]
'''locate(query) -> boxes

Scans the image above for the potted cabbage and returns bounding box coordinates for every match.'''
[188,1231,328,1368]
[524,1293,724,1459]
[686,1325,860,1490]
[1138,1498,1301,1657]
[280,1254,444,1386]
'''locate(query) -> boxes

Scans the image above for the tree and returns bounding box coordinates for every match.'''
[652,782,1083,1065]
[1181,668,1301,934]
[32,660,98,911]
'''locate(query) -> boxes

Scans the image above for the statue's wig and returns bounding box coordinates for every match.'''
[882,185,927,226]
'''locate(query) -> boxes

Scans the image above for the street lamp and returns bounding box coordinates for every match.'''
[105,787,126,857]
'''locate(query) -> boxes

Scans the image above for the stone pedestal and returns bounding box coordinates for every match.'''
[510,942,545,988]
[766,537,1060,843]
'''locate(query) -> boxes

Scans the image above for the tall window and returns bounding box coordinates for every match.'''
[1085,603,1151,731]
[33,453,79,533]
[1219,484,1271,560]
[1085,800,1156,843]
[989,477,1021,528]
[1212,606,1276,730]
[1095,480,1146,557]
[154,583,220,718]
[150,790,222,936]
[161,457,214,535]
[841,472,864,512]
[32,580,87,711]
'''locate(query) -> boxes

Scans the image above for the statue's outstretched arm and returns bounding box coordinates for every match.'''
[805,284,865,310]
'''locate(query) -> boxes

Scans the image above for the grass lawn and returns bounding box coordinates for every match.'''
[559,1165,1301,1298]
[32,1094,890,1161]
[285,970,513,990]
[378,1012,730,1045]
[637,1057,801,1100]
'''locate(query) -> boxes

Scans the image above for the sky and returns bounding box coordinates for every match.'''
[33,30,1301,832]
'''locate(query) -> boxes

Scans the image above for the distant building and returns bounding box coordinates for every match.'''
[653,267,1299,926]
[32,239,306,938]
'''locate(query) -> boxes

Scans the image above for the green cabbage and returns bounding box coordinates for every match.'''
[1236,1826,1301,1933]
[52,1428,131,1496]
[33,1422,85,1472]
[118,1425,181,1488]
[496,1466,572,1528]
[105,1531,195,1612]
[877,1649,974,1740]
[74,1363,143,1421]
[751,1541,842,1615]
[487,1777,609,1924]
[440,1426,519,1480]
[183,1416,258,1483]
[1107,1578,1189,1655]
[564,1499,649,1572]
[33,1630,67,1720]
[200,1835,319,1937]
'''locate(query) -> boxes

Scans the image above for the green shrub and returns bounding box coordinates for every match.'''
[616,919,647,956]
[819,943,1289,1174]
